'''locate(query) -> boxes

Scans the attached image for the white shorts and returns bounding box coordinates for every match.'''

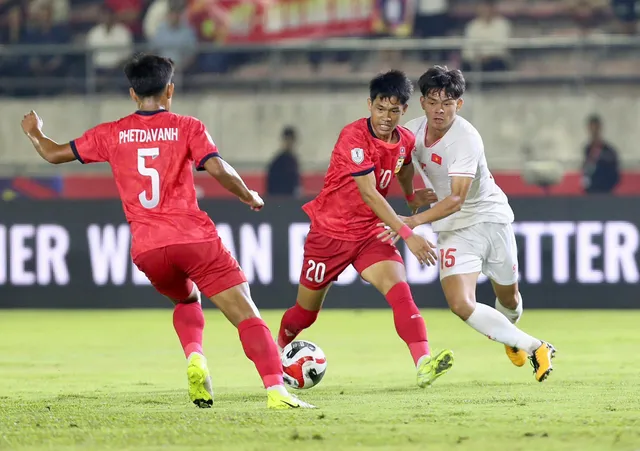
[437,222,519,285]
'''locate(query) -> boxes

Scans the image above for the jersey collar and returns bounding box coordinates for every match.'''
[426,116,458,148]
[135,109,169,116]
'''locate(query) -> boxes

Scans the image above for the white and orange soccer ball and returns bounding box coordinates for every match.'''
[281,340,327,390]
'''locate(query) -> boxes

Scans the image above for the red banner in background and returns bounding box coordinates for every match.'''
[55,171,640,200]
[191,0,388,42]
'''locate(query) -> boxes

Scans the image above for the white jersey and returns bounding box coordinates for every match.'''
[405,115,514,232]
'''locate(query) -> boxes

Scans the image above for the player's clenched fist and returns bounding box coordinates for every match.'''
[21,110,43,136]
[241,190,264,211]
[405,233,437,266]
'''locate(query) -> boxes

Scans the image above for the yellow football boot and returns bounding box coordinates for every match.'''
[267,389,316,409]
[505,345,528,367]
[530,342,556,382]
[417,349,454,388]
[187,353,214,408]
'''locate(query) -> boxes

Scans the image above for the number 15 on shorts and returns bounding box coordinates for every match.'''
[440,248,456,270]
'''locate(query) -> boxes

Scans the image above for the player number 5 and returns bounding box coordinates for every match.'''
[138,147,160,209]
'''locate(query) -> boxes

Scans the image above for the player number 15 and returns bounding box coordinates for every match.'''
[138,147,160,209]
[440,248,456,269]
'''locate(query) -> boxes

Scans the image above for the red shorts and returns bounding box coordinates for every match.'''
[299,229,404,290]
[133,238,247,300]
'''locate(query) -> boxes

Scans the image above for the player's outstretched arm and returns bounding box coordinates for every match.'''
[397,163,437,213]
[408,176,471,227]
[354,172,436,265]
[404,135,480,227]
[377,176,469,244]
[203,157,264,211]
[355,172,408,232]
[20,111,76,164]
[396,162,415,198]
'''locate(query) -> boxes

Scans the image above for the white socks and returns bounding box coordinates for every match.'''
[495,293,523,324]
[465,303,541,355]
[190,284,202,304]
[266,385,289,396]
[416,355,430,369]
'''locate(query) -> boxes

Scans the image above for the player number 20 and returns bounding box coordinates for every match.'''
[137,147,160,209]
[305,260,326,284]
[379,169,392,190]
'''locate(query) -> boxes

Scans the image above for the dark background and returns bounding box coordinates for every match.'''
[1,197,638,309]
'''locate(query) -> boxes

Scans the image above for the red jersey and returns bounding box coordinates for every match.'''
[303,118,415,242]
[106,0,143,34]
[70,110,220,259]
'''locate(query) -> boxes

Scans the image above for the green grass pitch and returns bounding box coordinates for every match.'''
[0,309,639,451]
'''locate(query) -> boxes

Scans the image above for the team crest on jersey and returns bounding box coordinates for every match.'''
[393,147,407,173]
[394,157,405,173]
[431,153,443,165]
[351,148,365,164]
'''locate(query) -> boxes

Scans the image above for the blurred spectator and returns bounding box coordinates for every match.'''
[106,0,143,37]
[266,126,300,197]
[413,0,450,63]
[29,0,68,24]
[150,2,197,71]
[414,0,450,38]
[1,0,31,44]
[86,5,133,74]
[462,0,511,72]
[582,115,620,194]
[611,0,639,34]
[22,2,69,88]
[374,0,413,37]
[189,0,231,73]
[570,0,606,34]
[143,0,169,40]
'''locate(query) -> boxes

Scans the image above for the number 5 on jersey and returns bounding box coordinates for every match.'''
[138,147,160,209]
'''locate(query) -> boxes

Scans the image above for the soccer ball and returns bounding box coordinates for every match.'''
[281,340,327,389]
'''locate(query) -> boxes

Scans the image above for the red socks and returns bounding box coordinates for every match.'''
[277,302,319,349]
[173,301,205,358]
[385,282,430,365]
[174,305,284,388]
[238,317,284,388]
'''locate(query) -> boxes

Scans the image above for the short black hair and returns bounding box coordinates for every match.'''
[282,126,297,139]
[369,70,414,105]
[123,54,175,98]
[587,114,601,126]
[418,66,466,99]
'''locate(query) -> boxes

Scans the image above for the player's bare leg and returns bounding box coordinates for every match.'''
[277,284,331,352]
[442,273,555,381]
[210,282,315,409]
[360,260,454,388]
[168,285,214,408]
[491,281,527,367]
